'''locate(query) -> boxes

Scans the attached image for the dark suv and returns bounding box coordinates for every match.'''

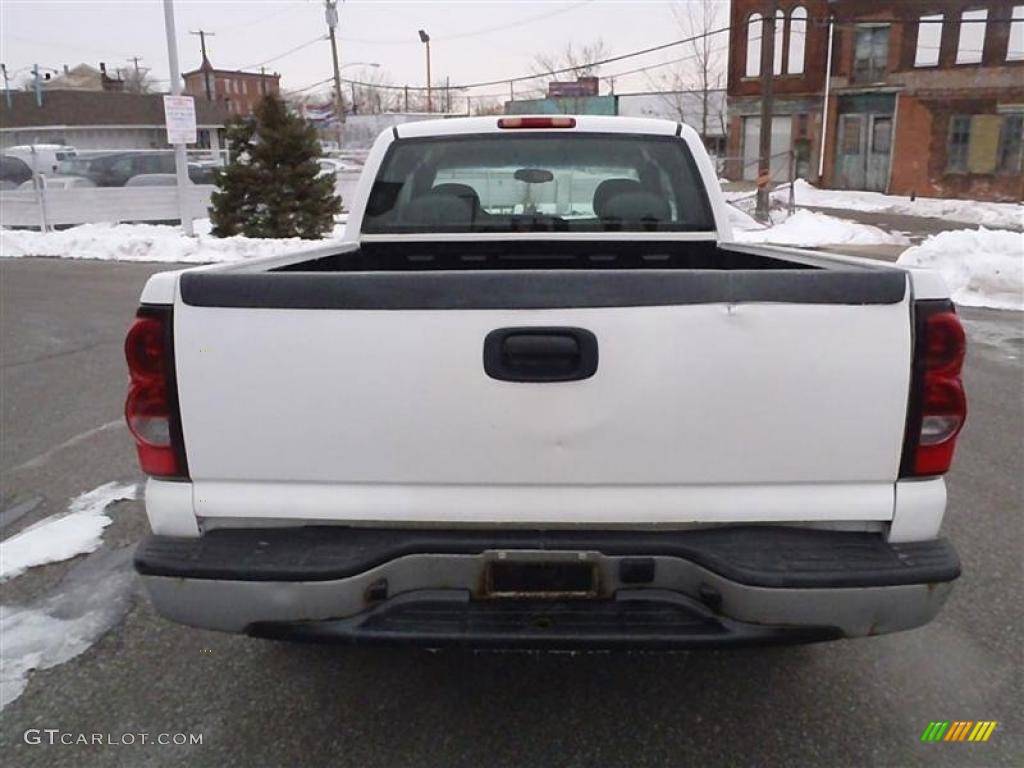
[62,152,214,187]
[1,155,34,188]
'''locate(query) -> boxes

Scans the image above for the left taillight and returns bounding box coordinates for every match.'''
[900,300,967,478]
[125,307,188,479]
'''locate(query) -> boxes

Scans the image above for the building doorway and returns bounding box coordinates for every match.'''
[834,95,895,192]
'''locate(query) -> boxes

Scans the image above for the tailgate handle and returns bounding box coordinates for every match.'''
[484,327,598,382]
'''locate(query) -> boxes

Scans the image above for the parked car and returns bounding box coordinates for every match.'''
[1,154,34,186]
[6,144,77,175]
[17,175,95,190]
[130,116,965,648]
[317,157,360,177]
[125,173,184,187]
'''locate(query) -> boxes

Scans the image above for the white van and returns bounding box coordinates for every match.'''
[6,144,78,175]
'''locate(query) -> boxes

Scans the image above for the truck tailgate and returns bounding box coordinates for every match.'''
[172,269,911,525]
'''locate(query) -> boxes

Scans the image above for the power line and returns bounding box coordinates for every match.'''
[337,0,596,46]
[290,22,736,95]
[238,36,326,72]
[296,11,1016,99]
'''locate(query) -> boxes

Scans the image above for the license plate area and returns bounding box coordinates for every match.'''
[484,552,599,599]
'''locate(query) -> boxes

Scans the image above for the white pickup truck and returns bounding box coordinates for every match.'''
[128,116,966,647]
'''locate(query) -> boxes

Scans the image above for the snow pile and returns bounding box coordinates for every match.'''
[787,180,1023,230]
[0,482,136,581]
[725,203,763,232]
[0,219,347,263]
[897,227,1024,311]
[734,209,910,247]
[1,547,135,709]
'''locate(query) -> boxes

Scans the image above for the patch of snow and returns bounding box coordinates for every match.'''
[785,180,1023,231]
[725,203,763,232]
[0,218,347,264]
[0,482,136,581]
[734,209,910,247]
[1,547,135,709]
[897,227,1024,311]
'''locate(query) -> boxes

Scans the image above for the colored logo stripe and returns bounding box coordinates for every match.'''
[921,721,996,742]
[969,722,997,742]
[944,721,972,741]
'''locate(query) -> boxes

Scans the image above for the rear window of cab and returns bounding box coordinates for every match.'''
[362,134,714,234]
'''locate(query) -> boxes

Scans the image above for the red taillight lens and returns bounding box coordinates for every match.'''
[125,309,187,478]
[902,303,967,477]
[498,116,576,129]
[923,311,966,374]
[126,316,166,380]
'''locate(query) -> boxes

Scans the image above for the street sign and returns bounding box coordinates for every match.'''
[163,94,197,145]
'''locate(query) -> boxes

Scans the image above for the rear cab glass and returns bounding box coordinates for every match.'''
[362,134,714,234]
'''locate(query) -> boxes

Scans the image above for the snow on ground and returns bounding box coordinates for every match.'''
[0,218,347,263]
[0,482,136,581]
[733,209,910,247]
[722,180,1022,230]
[1,547,135,709]
[786,180,1023,230]
[725,203,763,232]
[897,227,1024,311]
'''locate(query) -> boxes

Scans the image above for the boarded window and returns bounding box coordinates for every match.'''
[955,9,987,64]
[947,115,971,172]
[774,10,785,75]
[1009,6,1024,61]
[997,115,1023,173]
[914,14,943,67]
[788,7,807,74]
[967,115,1002,173]
[853,26,889,83]
[746,14,763,77]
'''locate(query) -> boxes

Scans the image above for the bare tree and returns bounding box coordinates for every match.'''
[347,68,399,114]
[649,0,727,142]
[471,97,504,116]
[116,66,156,94]
[529,39,610,97]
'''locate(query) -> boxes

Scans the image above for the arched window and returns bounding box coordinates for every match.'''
[774,10,785,74]
[788,7,808,74]
[746,13,763,77]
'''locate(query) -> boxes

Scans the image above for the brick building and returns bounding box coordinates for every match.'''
[183,54,280,117]
[725,1,1024,201]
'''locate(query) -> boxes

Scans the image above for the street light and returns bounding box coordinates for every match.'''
[418,29,431,113]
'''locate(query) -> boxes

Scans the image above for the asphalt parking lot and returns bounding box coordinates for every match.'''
[1,257,1021,768]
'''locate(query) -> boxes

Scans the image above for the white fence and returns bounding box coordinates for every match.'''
[1,171,362,229]
[0,185,215,228]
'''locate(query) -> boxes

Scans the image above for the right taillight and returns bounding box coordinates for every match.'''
[125,307,188,479]
[901,300,967,477]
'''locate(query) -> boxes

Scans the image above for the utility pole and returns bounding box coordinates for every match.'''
[189,29,216,100]
[404,85,409,112]
[260,66,267,96]
[129,55,143,75]
[32,64,42,107]
[509,80,514,103]
[418,30,432,112]
[165,0,195,236]
[755,5,777,222]
[325,0,344,145]
[2,64,13,108]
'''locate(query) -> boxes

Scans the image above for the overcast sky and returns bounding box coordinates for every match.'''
[1,0,730,105]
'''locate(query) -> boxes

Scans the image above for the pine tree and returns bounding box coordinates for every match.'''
[210,95,341,239]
